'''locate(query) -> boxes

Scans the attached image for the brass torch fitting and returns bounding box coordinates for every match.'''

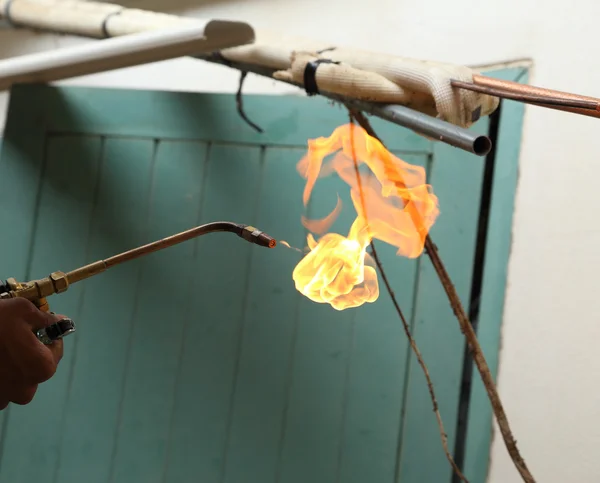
[5,271,69,300]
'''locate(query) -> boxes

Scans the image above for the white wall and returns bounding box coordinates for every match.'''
[2,1,600,481]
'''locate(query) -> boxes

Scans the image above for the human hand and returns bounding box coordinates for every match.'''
[0,298,65,409]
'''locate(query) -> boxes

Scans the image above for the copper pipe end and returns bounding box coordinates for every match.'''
[472,74,600,106]
[452,75,600,118]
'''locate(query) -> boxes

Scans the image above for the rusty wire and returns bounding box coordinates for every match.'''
[347,109,536,483]
[345,110,470,482]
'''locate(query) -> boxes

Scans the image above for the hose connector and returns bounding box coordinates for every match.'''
[239,225,277,248]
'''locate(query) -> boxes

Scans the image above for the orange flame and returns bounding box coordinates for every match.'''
[292,123,440,310]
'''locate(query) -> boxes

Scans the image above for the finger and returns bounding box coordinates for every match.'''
[39,312,66,365]
[7,323,57,384]
[2,298,60,331]
[46,339,64,366]
[9,383,38,406]
[2,300,64,383]
[23,305,63,331]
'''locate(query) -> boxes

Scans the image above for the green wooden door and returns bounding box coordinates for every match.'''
[0,67,526,483]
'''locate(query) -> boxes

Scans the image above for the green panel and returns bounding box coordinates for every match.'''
[0,135,103,483]
[164,143,264,483]
[397,119,489,482]
[463,68,529,483]
[220,147,307,483]
[0,80,525,483]
[110,140,208,483]
[54,138,156,483]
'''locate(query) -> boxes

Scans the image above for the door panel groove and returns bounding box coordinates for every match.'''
[107,139,162,483]
[51,135,106,483]
[161,140,213,483]
[218,145,267,483]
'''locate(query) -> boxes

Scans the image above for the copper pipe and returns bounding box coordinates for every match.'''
[452,75,600,119]
[451,80,598,110]
[472,74,600,108]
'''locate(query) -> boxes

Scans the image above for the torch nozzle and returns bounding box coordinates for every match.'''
[239,225,277,248]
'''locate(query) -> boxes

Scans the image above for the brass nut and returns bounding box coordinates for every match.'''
[49,271,69,294]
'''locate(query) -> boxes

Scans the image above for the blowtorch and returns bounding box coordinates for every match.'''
[0,221,276,345]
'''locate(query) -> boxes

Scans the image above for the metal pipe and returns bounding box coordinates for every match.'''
[200,54,492,157]
[0,22,255,91]
[341,96,492,156]
[473,74,600,106]
[103,221,275,269]
[451,74,600,119]
[0,23,491,155]
[0,20,490,156]
[451,79,599,110]
[67,221,276,285]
